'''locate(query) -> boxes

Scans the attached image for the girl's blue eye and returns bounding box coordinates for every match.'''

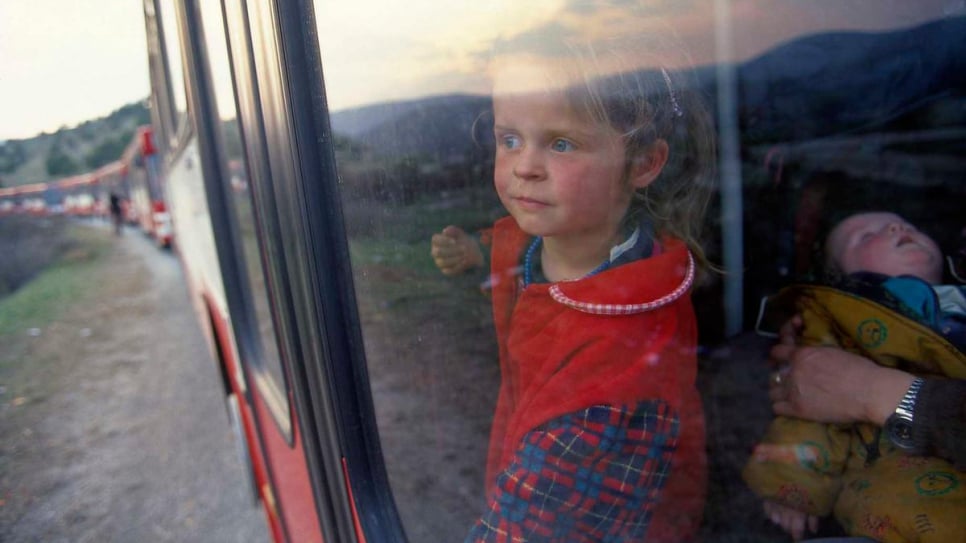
[500,134,521,149]
[551,139,575,152]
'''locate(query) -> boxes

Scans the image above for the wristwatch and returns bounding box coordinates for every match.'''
[884,377,925,452]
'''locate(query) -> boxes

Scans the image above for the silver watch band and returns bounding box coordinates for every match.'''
[894,377,925,422]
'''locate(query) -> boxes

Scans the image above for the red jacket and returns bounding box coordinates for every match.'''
[484,216,707,541]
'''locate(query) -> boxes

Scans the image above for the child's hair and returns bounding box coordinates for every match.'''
[490,33,717,265]
[803,208,855,283]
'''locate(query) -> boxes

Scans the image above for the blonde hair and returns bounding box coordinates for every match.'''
[490,34,716,265]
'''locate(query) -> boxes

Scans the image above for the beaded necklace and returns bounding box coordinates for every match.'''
[522,237,612,287]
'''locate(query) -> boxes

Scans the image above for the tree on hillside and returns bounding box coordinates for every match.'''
[46,145,80,176]
[107,101,151,128]
[0,141,27,174]
[85,130,134,169]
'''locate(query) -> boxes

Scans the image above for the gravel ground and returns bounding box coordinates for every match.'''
[0,220,269,542]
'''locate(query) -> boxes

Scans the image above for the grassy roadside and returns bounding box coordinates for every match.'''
[0,221,114,398]
[0,224,112,335]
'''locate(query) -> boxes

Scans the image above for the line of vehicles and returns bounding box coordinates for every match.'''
[2,1,964,542]
[0,126,172,248]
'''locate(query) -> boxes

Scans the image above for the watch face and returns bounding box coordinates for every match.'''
[887,415,915,450]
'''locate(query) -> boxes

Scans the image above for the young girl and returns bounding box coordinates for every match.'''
[431,36,715,542]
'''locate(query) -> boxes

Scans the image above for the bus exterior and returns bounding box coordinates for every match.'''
[60,174,98,217]
[124,126,173,247]
[1,182,51,216]
[143,1,966,542]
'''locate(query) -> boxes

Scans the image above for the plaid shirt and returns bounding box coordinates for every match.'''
[467,401,679,543]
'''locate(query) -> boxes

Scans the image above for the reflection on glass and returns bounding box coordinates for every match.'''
[158,0,188,121]
[313,1,966,541]
[199,0,289,422]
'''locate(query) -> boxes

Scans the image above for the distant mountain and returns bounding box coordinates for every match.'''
[326,15,966,161]
[329,94,492,163]
[0,100,150,188]
[735,15,966,142]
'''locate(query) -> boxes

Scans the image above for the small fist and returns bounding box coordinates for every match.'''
[431,225,483,276]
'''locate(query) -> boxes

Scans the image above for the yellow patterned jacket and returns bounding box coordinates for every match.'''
[743,275,966,543]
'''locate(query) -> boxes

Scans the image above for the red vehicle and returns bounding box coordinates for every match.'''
[0,183,39,215]
[58,174,98,217]
[141,1,966,542]
[0,131,173,246]
[123,126,172,246]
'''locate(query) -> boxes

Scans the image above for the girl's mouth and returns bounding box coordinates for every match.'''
[513,196,549,210]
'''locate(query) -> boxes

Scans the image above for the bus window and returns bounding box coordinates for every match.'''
[158,0,189,140]
[197,0,291,434]
[310,1,965,541]
[313,3,508,540]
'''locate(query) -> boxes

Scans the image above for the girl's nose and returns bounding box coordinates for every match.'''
[513,148,545,181]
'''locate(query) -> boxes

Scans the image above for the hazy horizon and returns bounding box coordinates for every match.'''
[1,0,961,141]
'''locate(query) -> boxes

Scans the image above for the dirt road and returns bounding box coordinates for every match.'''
[0,224,269,542]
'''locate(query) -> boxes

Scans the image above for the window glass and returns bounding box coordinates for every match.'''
[313,1,966,541]
[198,0,290,427]
[158,0,188,130]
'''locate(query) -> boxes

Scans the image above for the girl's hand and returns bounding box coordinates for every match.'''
[762,499,819,541]
[431,225,484,276]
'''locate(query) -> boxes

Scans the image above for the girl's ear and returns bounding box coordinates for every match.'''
[628,139,669,190]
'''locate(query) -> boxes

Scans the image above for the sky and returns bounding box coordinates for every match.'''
[315,0,963,113]
[0,0,150,141]
[1,0,963,141]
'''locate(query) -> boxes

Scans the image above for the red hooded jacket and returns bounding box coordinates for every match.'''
[484,216,707,541]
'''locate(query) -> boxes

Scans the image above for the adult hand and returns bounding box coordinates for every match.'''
[431,225,484,276]
[769,343,914,426]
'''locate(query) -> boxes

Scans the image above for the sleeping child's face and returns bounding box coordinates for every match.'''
[825,212,943,284]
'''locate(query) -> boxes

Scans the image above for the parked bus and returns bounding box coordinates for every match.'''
[0,182,45,215]
[142,1,966,542]
[123,126,173,246]
[0,181,65,216]
[0,126,172,247]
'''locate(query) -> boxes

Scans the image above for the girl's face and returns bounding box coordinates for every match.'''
[826,212,943,283]
[492,89,636,247]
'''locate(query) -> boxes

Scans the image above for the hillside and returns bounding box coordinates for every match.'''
[0,100,150,188]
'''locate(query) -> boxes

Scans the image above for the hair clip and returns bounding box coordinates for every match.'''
[660,67,684,118]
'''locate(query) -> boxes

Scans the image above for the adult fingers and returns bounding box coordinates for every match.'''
[769,343,797,367]
[778,314,803,346]
[768,383,785,403]
[772,398,798,418]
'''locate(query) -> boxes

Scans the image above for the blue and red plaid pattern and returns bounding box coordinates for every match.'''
[467,401,680,542]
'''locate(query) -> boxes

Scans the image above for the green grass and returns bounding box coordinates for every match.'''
[349,237,440,276]
[345,185,502,305]
[0,226,111,337]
